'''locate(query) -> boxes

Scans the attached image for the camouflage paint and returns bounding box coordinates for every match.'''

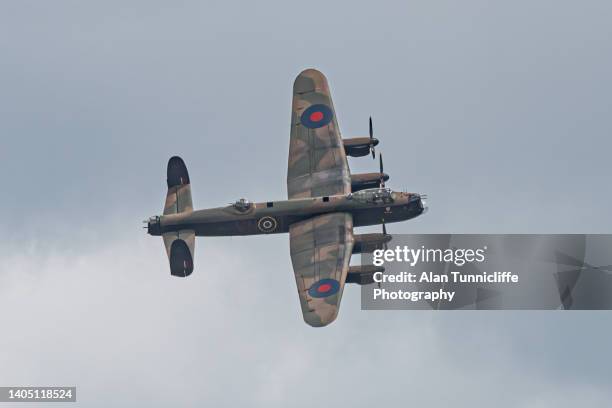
[147,69,427,327]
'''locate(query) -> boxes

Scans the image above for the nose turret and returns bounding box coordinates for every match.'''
[413,193,428,214]
[399,192,427,216]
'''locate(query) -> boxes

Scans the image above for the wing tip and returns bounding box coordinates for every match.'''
[294,68,329,89]
[297,67,325,76]
[303,308,339,328]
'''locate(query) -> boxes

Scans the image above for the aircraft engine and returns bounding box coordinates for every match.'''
[346,265,385,285]
[351,173,390,192]
[353,233,392,253]
[343,137,378,157]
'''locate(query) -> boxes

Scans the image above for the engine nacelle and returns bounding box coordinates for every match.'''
[343,137,378,157]
[353,233,392,253]
[346,265,385,285]
[351,173,390,192]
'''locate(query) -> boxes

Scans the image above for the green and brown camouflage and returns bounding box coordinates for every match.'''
[289,212,353,327]
[151,191,422,236]
[146,69,427,327]
[288,69,351,199]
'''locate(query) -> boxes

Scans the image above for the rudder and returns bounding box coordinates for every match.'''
[163,231,195,277]
[164,156,193,215]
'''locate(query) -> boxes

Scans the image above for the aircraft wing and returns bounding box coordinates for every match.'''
[287,69,351,199]
[289,212,354,327]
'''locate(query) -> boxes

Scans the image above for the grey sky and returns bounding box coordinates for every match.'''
[1,1,611,407]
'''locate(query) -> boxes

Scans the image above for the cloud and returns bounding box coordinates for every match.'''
[2,1,612,406]
[1,233,611,407]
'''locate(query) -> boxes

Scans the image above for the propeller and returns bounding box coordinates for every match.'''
[382,218,388,249]
[379,153,385,188]
[377,218,389,288]
[382,218,387,235]
[369,116,375,159]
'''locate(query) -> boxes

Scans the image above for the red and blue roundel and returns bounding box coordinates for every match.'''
[300,104,333,129]
[308,278,340,298]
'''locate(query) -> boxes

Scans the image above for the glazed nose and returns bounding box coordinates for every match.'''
[418,194,428,213]
[409,193,427,211]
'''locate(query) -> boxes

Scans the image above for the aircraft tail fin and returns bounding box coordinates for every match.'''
[163,230,195,277]
[164,156,193,215]
[162,156,195,277]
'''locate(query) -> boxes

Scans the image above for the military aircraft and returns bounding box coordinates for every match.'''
[146,69,427,327]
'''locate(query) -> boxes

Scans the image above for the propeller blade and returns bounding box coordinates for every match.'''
[382,219,388,250]
[379,153,385,187]
[379,217,388,288]
[369,116,375,159]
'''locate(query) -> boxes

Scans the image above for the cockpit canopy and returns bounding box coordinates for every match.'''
[349,187,394,204]
[233,198,252,212]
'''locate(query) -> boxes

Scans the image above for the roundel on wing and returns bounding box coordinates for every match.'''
[308,278,340,298]
[300,104,333,129]
[257,216,278,233]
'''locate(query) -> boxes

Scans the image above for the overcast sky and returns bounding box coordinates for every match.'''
[1,1,611,407]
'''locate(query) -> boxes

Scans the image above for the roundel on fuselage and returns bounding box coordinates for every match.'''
[257,216,278,233]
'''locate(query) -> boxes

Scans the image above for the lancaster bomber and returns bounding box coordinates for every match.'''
[146,69,427,327]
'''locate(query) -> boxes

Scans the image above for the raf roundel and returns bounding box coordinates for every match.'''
[308,278,340,298]
[300,104,333,129]
[257,216,278,233]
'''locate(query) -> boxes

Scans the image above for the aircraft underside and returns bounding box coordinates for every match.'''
[146,68,427,327]
[162,204,422,237]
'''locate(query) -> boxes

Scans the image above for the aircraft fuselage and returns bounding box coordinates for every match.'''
[148,189,425,237]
